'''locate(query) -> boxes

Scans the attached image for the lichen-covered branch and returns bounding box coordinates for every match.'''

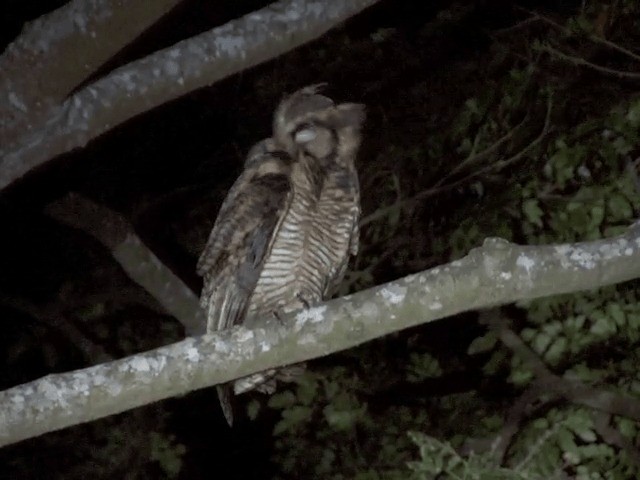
[0,0,183,146]
[2,224,640,447]
[0,0,380,191]
[46,193,206,335]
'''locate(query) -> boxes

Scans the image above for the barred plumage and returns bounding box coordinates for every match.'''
[197,85,365,425]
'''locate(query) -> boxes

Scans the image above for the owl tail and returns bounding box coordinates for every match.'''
[217,384,234,426]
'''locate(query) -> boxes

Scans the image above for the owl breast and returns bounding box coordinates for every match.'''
[244,162,358,324]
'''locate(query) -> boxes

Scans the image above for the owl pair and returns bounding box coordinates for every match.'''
[197,85,365,425]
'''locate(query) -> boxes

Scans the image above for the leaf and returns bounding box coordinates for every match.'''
[556,427,578,454]
[273,405,313,435]
[589,313,616,337]
[246,399,261,420]
[323,405,357,430]
[523,198,544,227]
[607,193,633,221]
[532,331,552,354]
[605,303,626,327]
[268,390,296,409]
[467,332,498,354]
[544,336,567,365]
[510,367,534,386]
[295,373,319,406]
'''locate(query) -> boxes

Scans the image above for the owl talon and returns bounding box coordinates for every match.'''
[296,292,311,309]
[272,309,285,325]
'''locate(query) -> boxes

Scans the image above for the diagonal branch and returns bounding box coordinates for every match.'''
[0,0,380,192]
[45,193,206,336]
[0,0,184,144]
[1,223,640,447]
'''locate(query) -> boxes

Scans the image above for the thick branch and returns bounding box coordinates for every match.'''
[46,193,205,336]
[0,0,380,191]
[0,0,183,145]
[1,224,640,446]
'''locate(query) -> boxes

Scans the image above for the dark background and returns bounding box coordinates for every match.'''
[2,0,638,478]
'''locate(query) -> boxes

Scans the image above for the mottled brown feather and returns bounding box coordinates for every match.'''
[196,139,294,333]
[197,86,365,425]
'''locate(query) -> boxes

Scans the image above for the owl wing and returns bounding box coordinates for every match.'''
[324,169,361,298]
[197,147,293,333]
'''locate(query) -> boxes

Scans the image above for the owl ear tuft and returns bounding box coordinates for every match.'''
[334,103,366,129]
[298,83,328,96]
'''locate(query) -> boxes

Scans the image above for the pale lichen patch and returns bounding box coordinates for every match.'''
[10,393,25,407]
[298,333,315,345]
[164,60,180,76]
[516,254,535,273]
[378,284,407,305]
[129,357,150,372]
[39,379,61,402]
[569,248,596,269]
[359,301,379,320]
[429,301,443,311]
[212,336,231,354]
[186,347,200,362]
[107,382,122,396]
[234,328,255,343]
[295,305,327,327]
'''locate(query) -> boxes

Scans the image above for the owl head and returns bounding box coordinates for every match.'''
[273,85,365,165]
[272,84,333,149]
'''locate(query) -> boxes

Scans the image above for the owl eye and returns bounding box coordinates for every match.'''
[293,124,317,144]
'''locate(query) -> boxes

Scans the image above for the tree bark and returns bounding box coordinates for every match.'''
[1,222,639,447]
[0,0,380,191]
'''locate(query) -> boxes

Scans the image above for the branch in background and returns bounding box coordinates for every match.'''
[592,412,640,469]
[2,223,640,446]
[0,0,380,191]
[542,44,640,79]
[360,96,552,228]
[45,193,206,335]
[462,383,557,461]
[494,321,640,421]
[522,9,640,64]
[0,0,183,145]
[466,309,640,464]
[0,294,114,364]
[432,114,530,189]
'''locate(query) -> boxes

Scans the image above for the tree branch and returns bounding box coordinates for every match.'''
[0,0,184,146]
[1,223,640,446]
[0,0,380,191]
[45,193,206,336]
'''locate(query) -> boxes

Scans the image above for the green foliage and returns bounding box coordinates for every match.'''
[269,3,640,479]
[149,432,186,478]
[408,431,565,480]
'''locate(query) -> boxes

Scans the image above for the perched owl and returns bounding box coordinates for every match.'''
[197,85,365,425]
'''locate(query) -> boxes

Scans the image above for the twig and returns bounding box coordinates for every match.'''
[360,96,551,228]
[543,44,640,79]
[484,310,640,421]
[433,114,530,189]
[522,8,640,64]
[461,383,556,461]
[0,294,114,364]
[592,412,640,469]
[492,15,542,36]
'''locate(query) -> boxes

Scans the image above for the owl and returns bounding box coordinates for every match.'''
[197,85,365,425]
